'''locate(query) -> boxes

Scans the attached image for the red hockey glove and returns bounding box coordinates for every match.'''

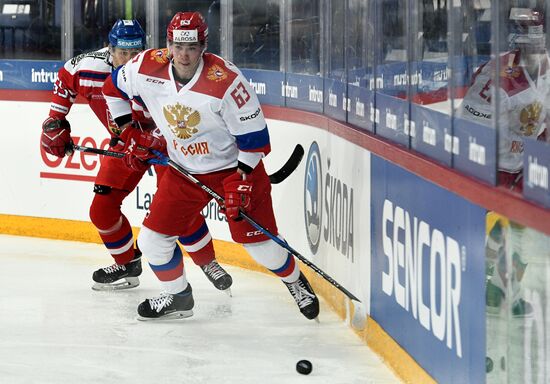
[222,172,253,221]
[119,124,167,172]
[41,117,73,157]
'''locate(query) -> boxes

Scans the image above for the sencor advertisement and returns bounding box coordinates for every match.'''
[370,154,486,383]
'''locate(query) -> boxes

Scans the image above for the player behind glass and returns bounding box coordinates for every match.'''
[40,19,232,292]
[458,7,550,192]
[102,11,320,321]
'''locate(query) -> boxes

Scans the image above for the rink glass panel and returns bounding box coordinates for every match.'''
[230,0,279,70]
[0,0,61,60]
[72,0,146,55]
[408,0,451,165]
[345,0,374,131]
[372,0,410,146]
[284,0,320,75]
[448,0,497,183]
[322,0,346,121]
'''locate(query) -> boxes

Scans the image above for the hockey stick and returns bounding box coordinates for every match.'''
[268,144,304,184]
[163,156,366,329]
[72,144,304,185]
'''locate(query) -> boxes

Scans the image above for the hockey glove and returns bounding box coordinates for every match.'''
[222,172,253,221]
[119,124,167,172]
[41,117,73,157]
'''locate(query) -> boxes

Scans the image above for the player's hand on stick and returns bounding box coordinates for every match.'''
[41,117,73,157]
[119,124,167,171]
[222,172,253,221]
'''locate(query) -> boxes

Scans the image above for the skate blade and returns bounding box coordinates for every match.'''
[92,277,140,291]
[223,288,232,297]
[137,310,194,321]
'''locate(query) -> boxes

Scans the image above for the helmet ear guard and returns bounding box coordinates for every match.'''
[109,19,146,50]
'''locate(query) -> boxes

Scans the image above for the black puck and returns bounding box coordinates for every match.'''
[296,359,312,375]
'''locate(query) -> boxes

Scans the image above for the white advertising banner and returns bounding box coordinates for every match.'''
[267,121,371,312]
[0,100,371,311]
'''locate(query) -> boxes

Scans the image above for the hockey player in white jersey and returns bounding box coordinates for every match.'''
[103,11,319,321]
[40,19,232,293]
[458,7,550,192]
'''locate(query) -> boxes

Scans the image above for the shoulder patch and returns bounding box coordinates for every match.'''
[190,53,238,99]
[138,49,171,80]
[499,52,529,96]
[148,48,170,64]
[207,64,228,82]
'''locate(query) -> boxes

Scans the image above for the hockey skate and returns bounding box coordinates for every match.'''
[137,284,194,321]
[200,260,233,295]
[284,272,320,320]
[92,250,142,291]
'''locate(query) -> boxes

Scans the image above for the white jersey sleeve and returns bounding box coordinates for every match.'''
[220,67,270,170]
[103,51,147,123]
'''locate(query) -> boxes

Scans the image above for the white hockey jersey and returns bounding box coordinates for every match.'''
[458,49,550,173]
[103,49,270,174]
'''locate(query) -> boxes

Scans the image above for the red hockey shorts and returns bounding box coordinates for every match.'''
[94,155,167,191]
[143,161,278,244]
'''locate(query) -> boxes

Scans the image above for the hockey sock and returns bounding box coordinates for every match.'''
[178,220,215,266]
[148,245,188,294]
[244,239,300,283]
[139,226,187,294]
[98,216,134,265]
[90,189,135,265]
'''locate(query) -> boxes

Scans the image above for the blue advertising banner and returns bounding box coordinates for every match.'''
[410,104,452,166]
[284,72,324,113]
[375,92,410,147]
[0,60,62,90]
[347,84,374,132]
[240,69,284,107]
[371,155,486,384]
[348,68,369,89]
[453,117,497,185]
[323,77,346,122]
[523,138,550,208]
[376,56,483,97]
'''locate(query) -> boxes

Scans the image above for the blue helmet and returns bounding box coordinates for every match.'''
[108,19,146,49]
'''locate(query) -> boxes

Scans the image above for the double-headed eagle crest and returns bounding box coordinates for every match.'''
[519,101,542,136]
[150,48,169,64]
[207,64,228,82]
[163,103,201,139]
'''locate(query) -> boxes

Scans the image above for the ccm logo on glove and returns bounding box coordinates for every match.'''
[222,172,253,221]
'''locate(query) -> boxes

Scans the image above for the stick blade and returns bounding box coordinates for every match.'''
[269,144,305,184]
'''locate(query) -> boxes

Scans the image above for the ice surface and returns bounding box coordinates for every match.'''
[0,235,400,384]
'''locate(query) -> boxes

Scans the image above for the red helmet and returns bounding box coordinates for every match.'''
[167,12,208,45]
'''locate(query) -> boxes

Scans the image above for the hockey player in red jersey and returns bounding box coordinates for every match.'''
[103,11,319,321]
[458,7,550,192]
[40,19,232,293]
